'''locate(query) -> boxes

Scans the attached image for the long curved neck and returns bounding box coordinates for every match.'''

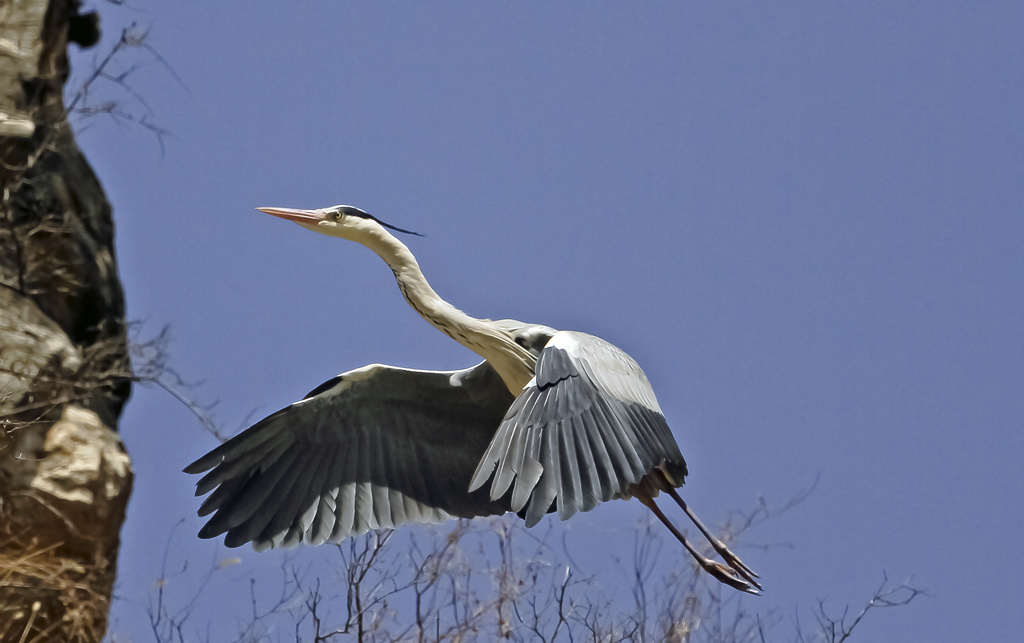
[355,226,536,394]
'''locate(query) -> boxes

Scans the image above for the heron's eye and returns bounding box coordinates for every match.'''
[331,211,344,222]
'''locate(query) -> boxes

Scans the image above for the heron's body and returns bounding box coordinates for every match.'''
[185,205,760,594]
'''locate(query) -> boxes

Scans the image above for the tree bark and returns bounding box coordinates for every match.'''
[0,1,132,641]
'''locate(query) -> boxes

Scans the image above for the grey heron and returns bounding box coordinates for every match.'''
[184,205,761,594]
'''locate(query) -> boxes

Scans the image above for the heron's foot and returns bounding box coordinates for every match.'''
[701,560,762,596]
[712,541,760,587]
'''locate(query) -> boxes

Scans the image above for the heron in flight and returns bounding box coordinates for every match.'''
[185,205,760,594]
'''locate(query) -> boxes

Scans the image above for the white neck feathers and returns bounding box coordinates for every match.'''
[355,225,536,394]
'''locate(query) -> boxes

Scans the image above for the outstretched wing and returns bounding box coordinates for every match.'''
[185,361,515,550]
[469,331,688,527]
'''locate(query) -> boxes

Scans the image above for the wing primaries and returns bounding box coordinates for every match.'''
[186,361,516,549]
[471,331,688,527]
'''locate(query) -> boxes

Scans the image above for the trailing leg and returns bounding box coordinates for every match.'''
[665,486,760,587]
[634,491,761,595]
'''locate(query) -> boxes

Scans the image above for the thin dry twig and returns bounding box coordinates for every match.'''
[67,23,184,153]
[812,573,925,643]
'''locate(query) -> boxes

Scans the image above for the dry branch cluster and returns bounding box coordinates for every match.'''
[144,518,725,643]
[136,502,919,643]
[133,477,919,643]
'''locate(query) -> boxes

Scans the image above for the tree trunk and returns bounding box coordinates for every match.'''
[0,1,132,641]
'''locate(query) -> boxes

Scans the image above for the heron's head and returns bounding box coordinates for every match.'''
[257,205,421,241]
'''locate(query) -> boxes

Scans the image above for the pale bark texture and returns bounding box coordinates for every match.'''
[0,1,132,641]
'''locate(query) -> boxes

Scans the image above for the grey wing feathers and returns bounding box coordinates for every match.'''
[185,361,515,550]
[470,331,687,527]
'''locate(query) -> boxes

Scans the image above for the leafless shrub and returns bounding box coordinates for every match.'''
[799,574,925,643]
[67,23,183,153]
[126,324,224,441]
[63,359,856,643]
[0,322,211,442]
[118,481,919,643]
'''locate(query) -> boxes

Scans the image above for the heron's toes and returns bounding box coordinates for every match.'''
[703,561,762,595]
[718,547,760,583]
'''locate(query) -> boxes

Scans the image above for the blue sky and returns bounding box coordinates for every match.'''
[70,3,1022,641]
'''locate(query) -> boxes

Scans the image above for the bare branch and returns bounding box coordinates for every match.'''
[111,491,920,643]
[812,573,926,643]
[66,22,184,152]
